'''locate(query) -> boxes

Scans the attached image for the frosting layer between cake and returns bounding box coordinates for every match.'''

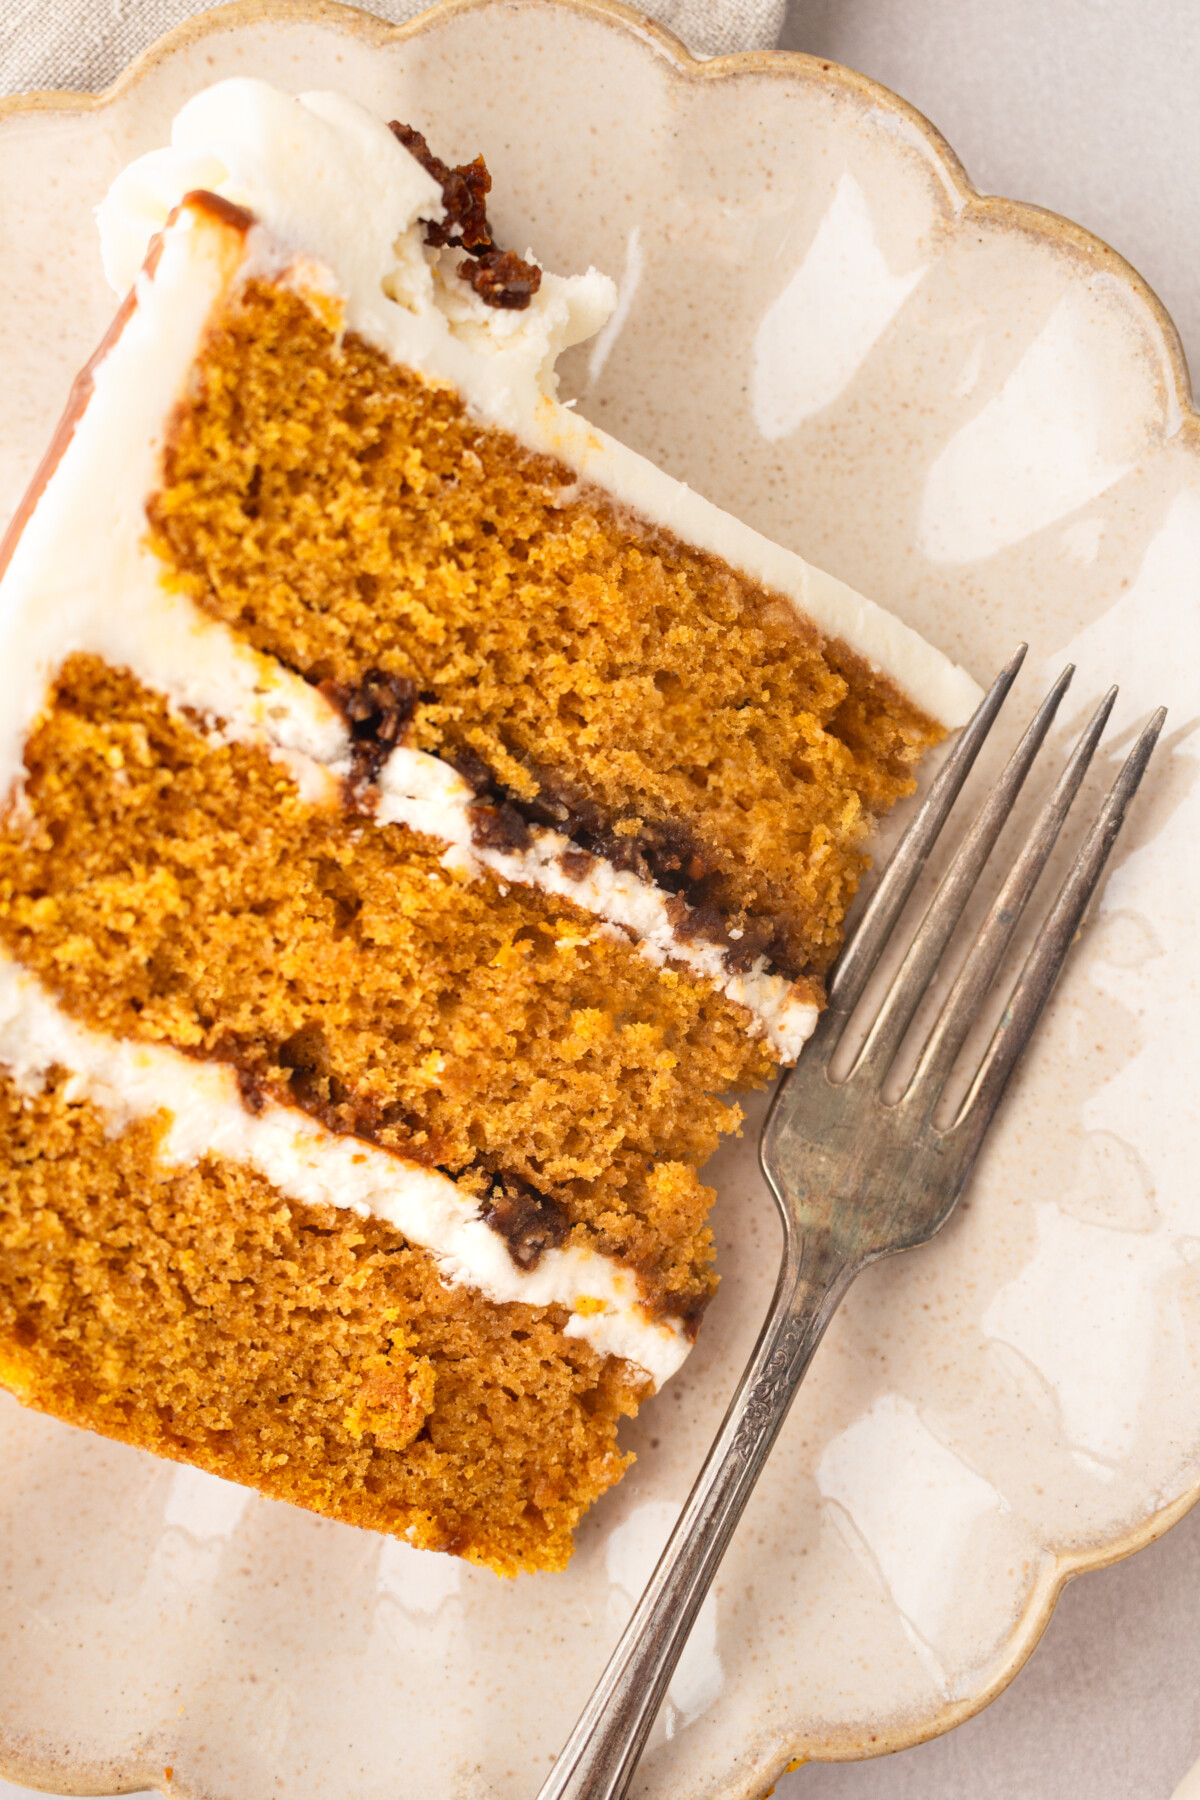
[0,954,689,1387]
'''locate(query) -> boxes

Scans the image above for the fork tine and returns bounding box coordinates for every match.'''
[906,683,1117,1106]
[850,663,1074,1085]
[829,644,1026,1016]
[952,706,1167,1140]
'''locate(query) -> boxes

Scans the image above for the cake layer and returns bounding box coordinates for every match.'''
[375,749,818,1060]
[150,275,941,984]
[0,1070,642,1574]
[98,80,981,728]
[0,655,779,1322]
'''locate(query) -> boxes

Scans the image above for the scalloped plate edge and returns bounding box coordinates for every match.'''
[0,3,1198,1792]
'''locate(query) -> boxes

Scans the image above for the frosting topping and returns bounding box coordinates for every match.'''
[96,78,982,728]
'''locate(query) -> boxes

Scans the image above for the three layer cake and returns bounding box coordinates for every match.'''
[0,81,979,1572]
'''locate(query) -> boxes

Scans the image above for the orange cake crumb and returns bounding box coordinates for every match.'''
[149,281,941,981]
[0,1073,641,1574]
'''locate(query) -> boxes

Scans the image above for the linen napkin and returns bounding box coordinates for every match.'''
[0,0,786,98]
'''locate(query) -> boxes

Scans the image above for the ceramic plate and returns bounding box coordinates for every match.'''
[2,3,1199,1796]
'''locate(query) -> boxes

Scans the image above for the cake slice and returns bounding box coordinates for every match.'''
[0,81,980,1573]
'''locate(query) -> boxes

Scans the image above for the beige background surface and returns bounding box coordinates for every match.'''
[1,1,1197,1796]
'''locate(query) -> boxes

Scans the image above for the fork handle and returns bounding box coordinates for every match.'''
[535,1222,856,1800]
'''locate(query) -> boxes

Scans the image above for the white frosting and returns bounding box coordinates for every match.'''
[0,205,351,797]
[96,78,982,728]
[376,748,818,1061]
[0,953,689,1389]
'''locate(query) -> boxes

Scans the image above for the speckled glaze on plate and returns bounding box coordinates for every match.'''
[1,3,1199,1796]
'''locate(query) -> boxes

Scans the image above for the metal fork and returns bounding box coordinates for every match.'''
[537,646,1167,1800]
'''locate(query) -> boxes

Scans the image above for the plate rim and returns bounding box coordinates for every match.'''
[0,0,1198,1791]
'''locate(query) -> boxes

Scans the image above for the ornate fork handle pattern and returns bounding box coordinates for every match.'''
[537,649,1165,1800]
